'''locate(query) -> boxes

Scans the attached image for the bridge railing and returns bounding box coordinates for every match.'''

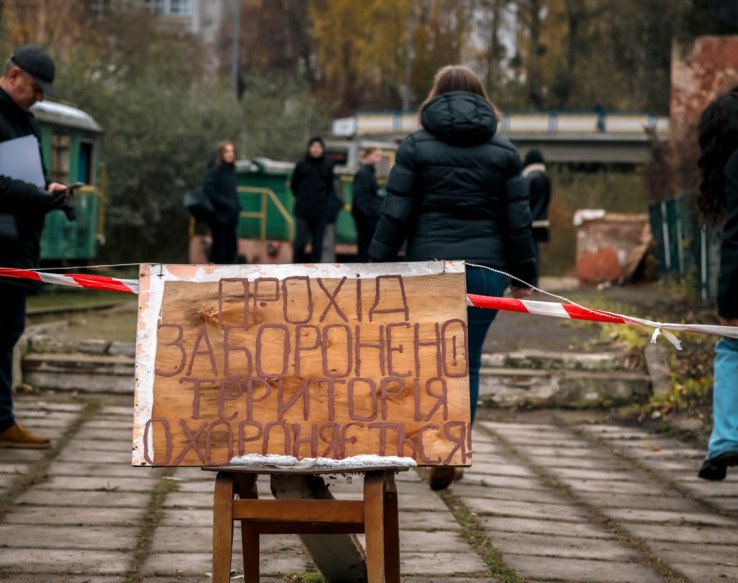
[332,110,669,138]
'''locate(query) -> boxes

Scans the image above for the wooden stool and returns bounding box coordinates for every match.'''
[204,465,407,583]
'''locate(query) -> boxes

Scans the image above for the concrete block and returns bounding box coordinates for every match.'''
[644,343,671,397]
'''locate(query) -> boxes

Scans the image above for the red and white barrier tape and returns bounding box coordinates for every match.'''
[2,266,737,348]
[0,267,138,294]
[466,294,738,347]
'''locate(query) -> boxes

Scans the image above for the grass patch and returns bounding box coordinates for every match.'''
[0,398,102,522]
[436,489,524,583]
[27,288,136,310]
[124,468,178,583]
[283,573,325,583]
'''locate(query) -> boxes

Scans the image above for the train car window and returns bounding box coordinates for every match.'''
[79,142,93,183]
[51,133,70,184]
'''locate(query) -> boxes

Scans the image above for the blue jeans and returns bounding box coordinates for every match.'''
[0,288,26,432]
[466,268,509,424]
[706,337,738,460]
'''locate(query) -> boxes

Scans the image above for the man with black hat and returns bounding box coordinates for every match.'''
[290,136,336,263]
[0,44,72,449]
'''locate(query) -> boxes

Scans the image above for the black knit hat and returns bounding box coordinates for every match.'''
[11,45,56,96]
[307,136,325,148]
[523,149,544,166]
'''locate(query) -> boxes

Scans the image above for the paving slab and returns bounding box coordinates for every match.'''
[15,489,150,508]
[626,523,738,544]
[2,506,142,526]
[488,531,635,561]
[480,515,613,539]
[399,551,487,576]
[46,461,148,478]
[452,484,570,504]
[33,475,158,492]
[604,507,737,526]
[0,524,137,550]
[141,551,310,577]
[583,491,704,511]
[671,561,738,581]
[649,541,738,565]
[0,549,130,574]
[501,555,663,583]
[465,498,592,522]
[151,525,304,554]
[0,577,123,583]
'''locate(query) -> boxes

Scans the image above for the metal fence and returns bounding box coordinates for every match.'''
[647,194,722,302]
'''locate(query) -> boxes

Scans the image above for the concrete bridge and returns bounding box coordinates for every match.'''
[331,110,670,165]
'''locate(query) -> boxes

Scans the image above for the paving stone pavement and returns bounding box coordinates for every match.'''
[1,397,738,582]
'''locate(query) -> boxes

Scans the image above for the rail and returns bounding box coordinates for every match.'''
[238,185,295,241]
[332,111,669,138]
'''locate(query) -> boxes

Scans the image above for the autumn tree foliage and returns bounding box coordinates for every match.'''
[0,0,96,63]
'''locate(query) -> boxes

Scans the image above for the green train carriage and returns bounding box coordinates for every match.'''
[31,100,104,262]
[189,140,397,263]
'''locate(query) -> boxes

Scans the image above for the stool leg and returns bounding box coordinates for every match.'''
[382,472,400,582]
[235,474,260,583]
[364,471,388,583]
[212,472,235,583]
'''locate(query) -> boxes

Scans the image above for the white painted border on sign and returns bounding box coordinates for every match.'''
[132,261,465,466]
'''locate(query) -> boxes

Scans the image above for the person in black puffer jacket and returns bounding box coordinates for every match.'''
[290,136,335,263]
[204,141,240,264]
[368,65,537,490]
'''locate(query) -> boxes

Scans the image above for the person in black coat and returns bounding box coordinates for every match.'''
[204,141,240,264]
[351,147,383,262]
[0,45,73,449]
[695,88,738,481]
[290,136,335,263]
[368,65,537,490]
[522,149,552,269]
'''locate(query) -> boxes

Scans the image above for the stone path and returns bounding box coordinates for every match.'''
[1,397,737,582]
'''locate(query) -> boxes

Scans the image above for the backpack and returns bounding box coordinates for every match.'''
[183,186,214,222]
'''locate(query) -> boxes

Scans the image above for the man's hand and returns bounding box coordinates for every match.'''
[511,286,533,299]
[47,182,70,204]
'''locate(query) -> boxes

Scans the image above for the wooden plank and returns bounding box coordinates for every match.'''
[232,499,364,524]
[202,464,410,475]
[133,262,471,467]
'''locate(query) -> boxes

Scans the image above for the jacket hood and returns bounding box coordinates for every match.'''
[420,91,497,147]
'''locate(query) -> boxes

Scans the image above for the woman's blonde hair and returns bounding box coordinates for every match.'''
[421,65,490,110]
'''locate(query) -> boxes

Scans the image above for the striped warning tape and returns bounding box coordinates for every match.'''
[2,266,736,347]
[0,267,138,294]
[466,294,738,346]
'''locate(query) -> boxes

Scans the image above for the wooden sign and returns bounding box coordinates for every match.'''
[132,262,470,467]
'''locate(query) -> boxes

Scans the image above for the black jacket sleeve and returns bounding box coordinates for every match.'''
[503,152,538,286]
[368,137,418,261]
[0,174,61,214]
[718,150,738,319]
[290,162,304,197]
